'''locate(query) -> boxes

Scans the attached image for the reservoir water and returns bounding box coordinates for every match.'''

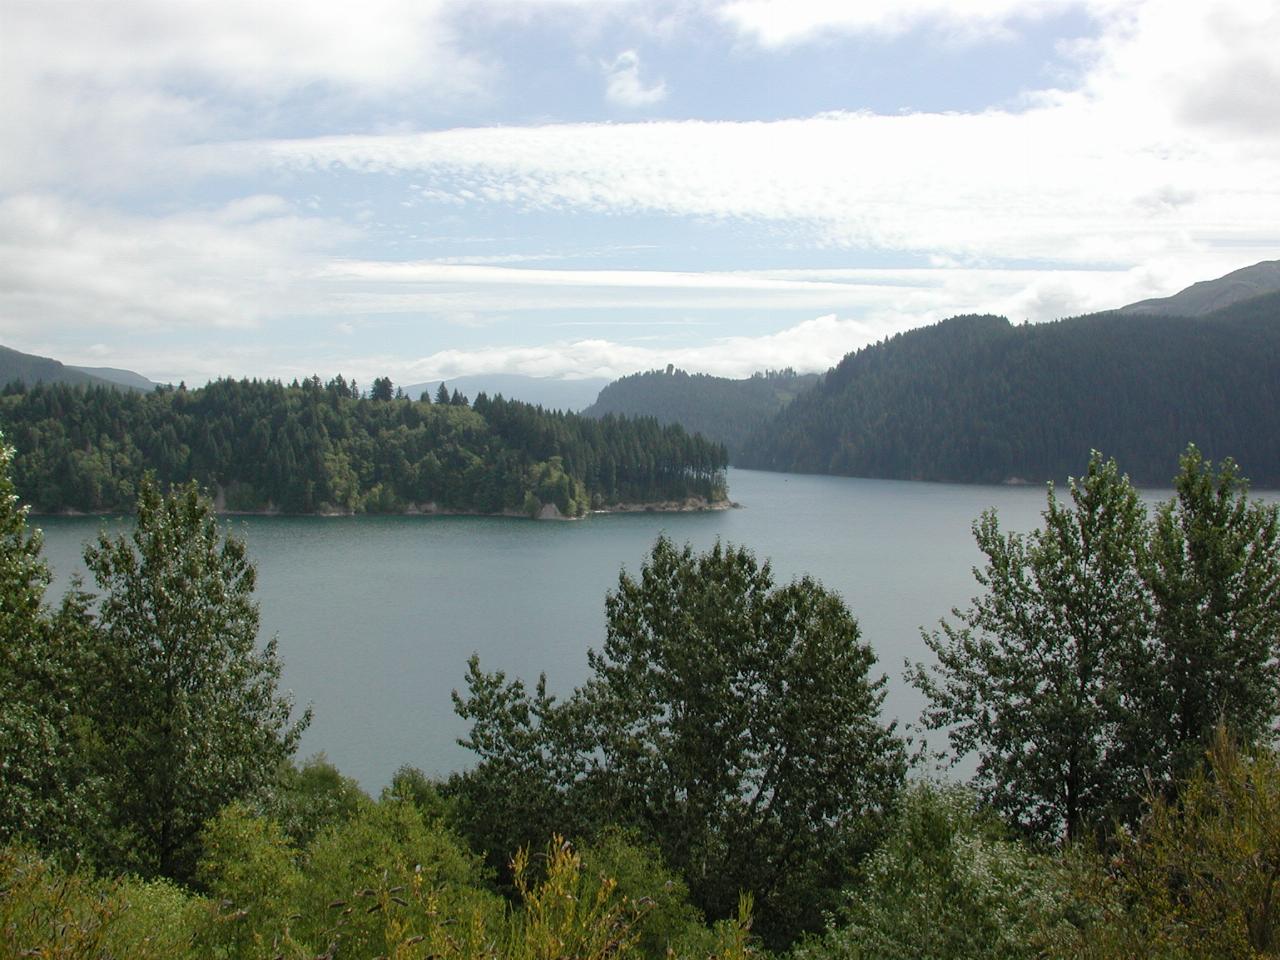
[35,467,1276,790]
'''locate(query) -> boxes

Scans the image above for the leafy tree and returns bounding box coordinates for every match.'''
[1146,446,1280,785]
[83,476,309,881]
[453,537,905,947]
[0,434,99,857]
[794,783,1075,960]
[910,453,1153,840]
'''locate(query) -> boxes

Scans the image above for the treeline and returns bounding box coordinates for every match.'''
[584,367,817,461]
[735,292,1280,484]
[5,441,1280,958]
[0,376,728,515]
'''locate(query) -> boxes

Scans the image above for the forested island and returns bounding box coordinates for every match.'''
[0,376,728,516]
[4,432,1280,958]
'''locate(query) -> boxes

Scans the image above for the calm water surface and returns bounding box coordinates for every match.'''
[40,468,1271,790]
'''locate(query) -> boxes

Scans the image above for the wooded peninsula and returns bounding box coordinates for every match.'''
[0,377,729,516]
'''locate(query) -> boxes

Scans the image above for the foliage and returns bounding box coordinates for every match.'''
[912,448,1280,841]
[82,475,310,881]
[505,836,648,960]
[1146,446,1280,787]
[0,375,728,515]
[264,754,370,849]
[584,366,818,461]
[1058,732,1280,959]
[0,845,209,960]
[795,783,1075,960]
[910,452,1153,839]
[738,295,1280,486]
[577,828,716,960]
[453,536,905,948]
[0,434,100,859]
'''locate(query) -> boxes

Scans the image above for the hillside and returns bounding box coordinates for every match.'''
[736,293,1280,486]
[0,344,150,391]
[584,367,819,460]
[1118,259,1280,316]
[0,378,727,515]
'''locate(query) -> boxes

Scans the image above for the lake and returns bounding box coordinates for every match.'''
[36,467,1274,790]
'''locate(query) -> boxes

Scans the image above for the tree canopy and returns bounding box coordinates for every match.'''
[738,294,1280,486]
[452,536,905,947]
[911,447,1280,840]
[0,376,728,516]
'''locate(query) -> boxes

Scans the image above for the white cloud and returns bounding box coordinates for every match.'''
[235,104,1278,268]
[715,0,1085,47]
[602,50,668,107]
[0,0,487,191]
[0,194,353,335]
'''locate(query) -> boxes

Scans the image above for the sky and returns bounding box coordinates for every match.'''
[2,0,1278,387]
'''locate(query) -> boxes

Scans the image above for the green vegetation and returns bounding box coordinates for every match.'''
[0,343,150,393]
[738,294,1280,485]
[4,432,1280,958]
[0,376,727,515]
[451,537,905,947]
[585,367,817,461]
[911,447,1280,842]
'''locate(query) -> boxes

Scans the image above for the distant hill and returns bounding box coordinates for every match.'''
[1118,259,1280,317]
[401,374,609,412]
[0,345,152,392]
[583,367,820,461]
[69,364,157,391]
[736,292,1280,487]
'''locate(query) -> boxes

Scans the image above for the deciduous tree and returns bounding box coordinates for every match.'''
[910,452,1153,839]
[84,476,309,881]
[453,537,905,947]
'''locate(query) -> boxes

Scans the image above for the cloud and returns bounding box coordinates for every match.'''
[0,0,487,191]
[0,193,353,335]
[602,50,668,107]
[235,104,1278,268]
[394,313,877,381]
[715,0,1083,47]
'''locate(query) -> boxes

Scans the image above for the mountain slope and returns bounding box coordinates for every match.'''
[737,293,1280,486]
[584,367,819,460]
[1,345,153,392]
[69,364,157,391]
[1118,260,1280,317]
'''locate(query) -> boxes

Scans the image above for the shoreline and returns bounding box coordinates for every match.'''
[37,496,740,521]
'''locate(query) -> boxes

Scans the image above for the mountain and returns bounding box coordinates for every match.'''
[1118,259,1280,317]
[736,291,1280,487]
[400,374,609,411]
[0,344,155,392]
[583,367,820,460]
[69,364,158,391]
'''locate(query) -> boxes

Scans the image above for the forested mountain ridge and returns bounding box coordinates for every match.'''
[0,344,153,392]
[0,376,727,515]
[737,292,1280,486]
[584,367,819,460]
